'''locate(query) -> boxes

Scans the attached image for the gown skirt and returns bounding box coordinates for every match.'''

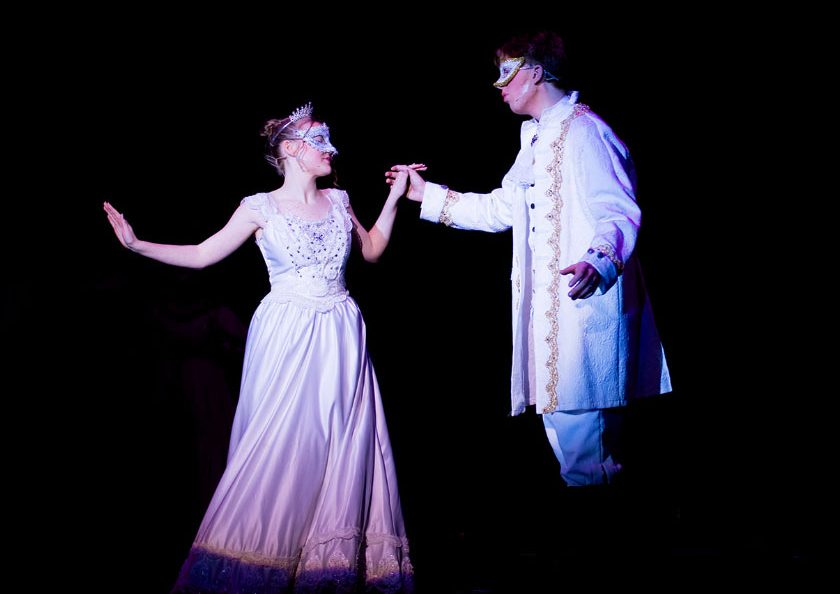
[172,296,412,593]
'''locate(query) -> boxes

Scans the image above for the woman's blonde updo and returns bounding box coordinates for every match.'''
[261,116,305,176]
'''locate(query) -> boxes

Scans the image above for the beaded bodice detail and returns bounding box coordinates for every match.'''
[241,189,353,310]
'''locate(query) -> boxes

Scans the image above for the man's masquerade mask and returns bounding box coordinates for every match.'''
[494,57,530,88]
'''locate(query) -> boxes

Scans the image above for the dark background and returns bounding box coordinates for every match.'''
[4,8,819,592]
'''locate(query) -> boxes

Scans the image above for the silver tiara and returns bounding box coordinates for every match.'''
[288,102,313,123]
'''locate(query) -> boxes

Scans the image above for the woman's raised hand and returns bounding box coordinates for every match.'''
[386,163,427,202]
[103,201,138,250]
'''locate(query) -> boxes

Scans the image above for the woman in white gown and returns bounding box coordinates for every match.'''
[104,102,421,593]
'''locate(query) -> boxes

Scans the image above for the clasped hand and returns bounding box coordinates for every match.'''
[385,163,427,202]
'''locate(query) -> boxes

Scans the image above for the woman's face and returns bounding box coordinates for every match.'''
[295,119,338,155]
[286,119,336,176]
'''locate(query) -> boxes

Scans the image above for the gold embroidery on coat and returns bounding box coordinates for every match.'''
[439,189,462,226]
[543,104,590,413]
[593,243,623,272]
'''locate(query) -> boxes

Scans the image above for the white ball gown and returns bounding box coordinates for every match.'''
[172,189,413,593]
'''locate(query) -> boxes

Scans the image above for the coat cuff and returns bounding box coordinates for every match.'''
[419,183,449,223]
[582,247,619,293]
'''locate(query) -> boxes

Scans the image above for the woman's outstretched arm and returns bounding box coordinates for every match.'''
[103,201,262,269]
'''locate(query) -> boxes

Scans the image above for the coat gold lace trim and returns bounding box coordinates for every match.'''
[439,189,462,226]
[543,103,590,414]
[593,243,623,272]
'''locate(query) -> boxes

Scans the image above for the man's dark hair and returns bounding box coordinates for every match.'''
[496,31,569,89]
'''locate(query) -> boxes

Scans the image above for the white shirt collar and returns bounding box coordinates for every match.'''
[534,90,579,124]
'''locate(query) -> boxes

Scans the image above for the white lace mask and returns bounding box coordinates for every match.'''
[289,123,338,155]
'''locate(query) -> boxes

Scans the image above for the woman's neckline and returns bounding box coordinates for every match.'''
[268,189,333,223]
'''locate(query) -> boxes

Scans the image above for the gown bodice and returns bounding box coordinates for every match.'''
[242,189,353,310]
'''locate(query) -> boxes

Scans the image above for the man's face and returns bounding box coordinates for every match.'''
[496,58,537,115]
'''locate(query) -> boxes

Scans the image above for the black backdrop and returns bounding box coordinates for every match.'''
[4,9,818,591]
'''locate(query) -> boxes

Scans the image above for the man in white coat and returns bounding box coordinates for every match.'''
[390,31,672,489]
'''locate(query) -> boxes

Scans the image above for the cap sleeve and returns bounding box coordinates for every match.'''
[327,188,350,209]
[240,193,272,220]
[330,188,353,234]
